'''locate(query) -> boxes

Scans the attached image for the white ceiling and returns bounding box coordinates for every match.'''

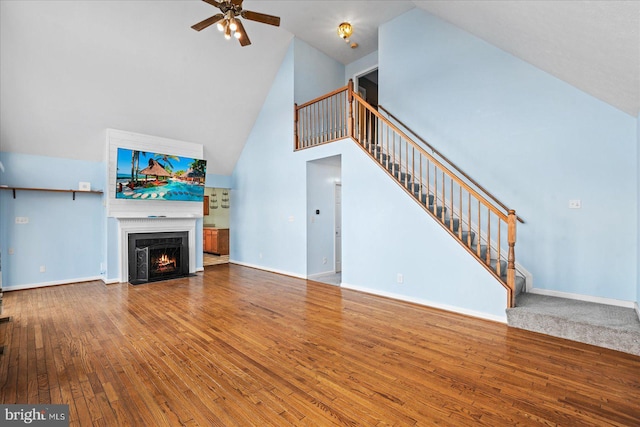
[1,1,638,177]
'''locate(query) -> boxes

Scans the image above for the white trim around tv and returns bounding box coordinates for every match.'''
[105,128,204,219]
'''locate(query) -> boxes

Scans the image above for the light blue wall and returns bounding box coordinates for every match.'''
[230,40,346,277]
[379,9,638,302]
[294,39,345,104]
[231,43,307,276]
[0,152,106,288]
[345,50,378,84]
[231,38,510,319]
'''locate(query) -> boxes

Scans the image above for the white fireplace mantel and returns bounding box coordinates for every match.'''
[117,217,197,283]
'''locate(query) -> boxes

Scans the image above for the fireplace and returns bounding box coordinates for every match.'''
[114,217,197,284]
[128,231,189,284]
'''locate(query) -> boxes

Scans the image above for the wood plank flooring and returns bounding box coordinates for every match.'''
[1,264,639,426]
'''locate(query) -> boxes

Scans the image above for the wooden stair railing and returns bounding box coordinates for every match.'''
[378,105,525,225]
[295,85,350,150]
[295,80,520,308]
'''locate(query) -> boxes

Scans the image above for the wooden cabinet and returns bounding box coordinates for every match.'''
[203,228,213,253]
[203,228,229,255]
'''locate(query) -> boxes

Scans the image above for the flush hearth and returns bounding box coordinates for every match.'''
[128,231,189,284]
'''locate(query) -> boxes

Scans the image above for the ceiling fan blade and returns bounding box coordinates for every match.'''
[241,10,281,27]
[202,0,223,8]
[191,13,224,31]
[235,19,251,47]
[230,0,243,6]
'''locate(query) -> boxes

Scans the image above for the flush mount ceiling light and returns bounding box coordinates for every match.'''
[337,22,353,43]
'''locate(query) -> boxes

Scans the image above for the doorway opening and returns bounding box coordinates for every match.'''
[203,187,231,267]
[355,67,378,109]
[306,155,342,286]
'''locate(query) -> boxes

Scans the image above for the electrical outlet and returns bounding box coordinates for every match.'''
[569,199,581,209]
[322,257,327,265]
[397,273,404,284]
[40,265,46,273]
[259,252,263,259]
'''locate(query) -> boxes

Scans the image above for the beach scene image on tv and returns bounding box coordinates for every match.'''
[115,148,207,201]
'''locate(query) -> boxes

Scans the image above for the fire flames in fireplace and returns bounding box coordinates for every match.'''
[154,253,177,273]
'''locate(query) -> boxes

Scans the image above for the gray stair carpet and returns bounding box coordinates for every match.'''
[506,293,640,356]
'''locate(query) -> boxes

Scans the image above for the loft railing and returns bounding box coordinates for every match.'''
[294,86,350,149]
[294,80,519,308]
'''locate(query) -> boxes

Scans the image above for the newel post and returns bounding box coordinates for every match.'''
[347,79,354,139]
[294,103,299,150]
[507,210,517,308]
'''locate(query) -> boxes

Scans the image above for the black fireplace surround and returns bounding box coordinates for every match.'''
[128,231,189,284]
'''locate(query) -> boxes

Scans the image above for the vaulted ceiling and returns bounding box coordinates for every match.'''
[1,1,637,176]
[268,0,639,117]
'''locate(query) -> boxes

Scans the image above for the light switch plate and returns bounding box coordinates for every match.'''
[569,199,581,209]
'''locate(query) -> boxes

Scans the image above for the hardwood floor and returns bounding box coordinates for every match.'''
[1,264,639,426]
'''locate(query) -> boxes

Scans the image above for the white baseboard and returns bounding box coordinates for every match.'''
[307,271,337,280]
[102,277,122,285]
[229,260,307,279]
[341,282,507,324]
[635,302,640,320]
[529,287,636,309]
[196,267,204,272]
[3,276,104,292]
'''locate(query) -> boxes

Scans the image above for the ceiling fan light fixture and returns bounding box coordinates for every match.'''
[192,0,281,47]
[229,18,238,32]
[337,22,353,42]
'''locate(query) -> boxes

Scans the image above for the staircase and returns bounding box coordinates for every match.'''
[295,80,525,308]
[363,140,526,299]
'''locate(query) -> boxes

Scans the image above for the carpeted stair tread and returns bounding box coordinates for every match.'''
[513,275,525,295]
[512,294,640,328]
[443,218,460,232]
[506,293,640,355]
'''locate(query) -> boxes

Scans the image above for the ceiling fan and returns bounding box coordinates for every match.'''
[191,0,281,47]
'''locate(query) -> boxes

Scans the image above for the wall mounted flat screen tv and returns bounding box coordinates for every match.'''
[115,148,207,202]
